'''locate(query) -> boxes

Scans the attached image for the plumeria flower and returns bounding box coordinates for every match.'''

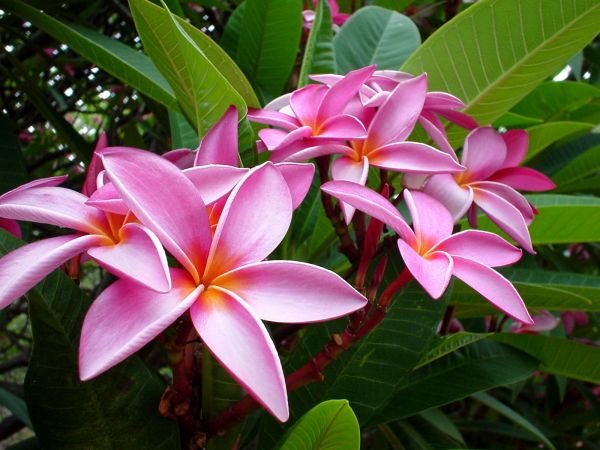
[562,311,589,334]
[511,310,559,334]
[79,149,367,421]
[405,127,555,253]
[302,0,350,32]
[247,66,375,154]
[321,180,534,324]
[0,172,171,309]
[0,218,20,238]
[271,74,465,222]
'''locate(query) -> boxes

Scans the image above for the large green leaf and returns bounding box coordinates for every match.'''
[0,0,179,111]
[369,340,537,424]
[467,194,600,245]
[534,133,600,175]
[275,400,360,450]
[129,0,250,135]
[524,121,592,162]
[492,333,600,384]
[0,231,180,449]
[0,388,32,429]
[236,0,302,101]
[168,110,198,149]
[0,112,27,194]
[552,143,600,187]
[298,0,336,87]
[220,2,246,59]
[401,0,600,143]
[334,6,420,74]
[413,332,491,370]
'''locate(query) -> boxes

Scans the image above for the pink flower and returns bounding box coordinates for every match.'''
[511,310,559,334]
[406,127,555,253]
[321,180,533,324]
[78,150,367,421]
[303,0,350,32]
[0,219,20,238]
[562,311,589,334]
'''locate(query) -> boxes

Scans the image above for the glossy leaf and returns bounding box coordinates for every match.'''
[334,6,420,74]
[237,0,302,101]
[0,231,181,449]
[524,121,592,162]
[169,110,198,149]
[0,388,32,428]
[413,332,491,370]
[298,0,336,87]
[275,400,360,450]
[552,143,600,188]
[534,133,600,175]
[220,2,246,59]
[401,0,600,144]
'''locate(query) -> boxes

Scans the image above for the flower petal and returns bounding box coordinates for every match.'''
[102,149,212,281]
[184,165,248,205]
[488,167,555,192]
[403,190,453,252]
[82,133,109,196]
[195,106,240,167]
[471,187,534,253]
[274,163,315,209]
[398,240,452,299]
[213,260,366,323]
[279,143,353,163]
[162,148,196,169]
[290,84,328,126]
[0,175,68,201]
[246,109,300,130]
[422,174,473,221]
[368,142,464,173]
[331,156,369,223]
[435,109,478,130]
[418,113,458,160]
[433,229,522,267]
[87,223,171,292]
[86,182,129,216]
[0,234,108,309]
[259,126,313,151]
[0,186,109,235]
[471,181,535,223]
[204,163,293,281]
[365,74,427,149]
[424,91,465,110]
[501,129,528,167]
[321,180,415,244]
[317,114,367,140]
[191,286,288,421]
[79,269,202,380]
[451,255,533,324]
[461,126,507,181]
[0,219,20,238]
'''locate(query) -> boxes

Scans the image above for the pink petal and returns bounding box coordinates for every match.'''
[0,176,68,201]
[279,143,353,163]
[451,255,533,324]
[488,167,555,192]
[471,187,534,253]
[398,240,452,299]
[0,187,109,235]
[86,182,129,216]
[82,133,109,196]
[274,163,315,209]
[163,148,196,169]
[501,129,528,167]
[461,127,507,181]
[321,180,416,245]
[316,65,375,124]
[418,113,458,160]
[204,163,293,281]
[246,109,300,130]
[87,223,171,292]
[191,287,288,421]
[195,106,240,167]
[435,109,478,130]
[424,92,465,110]
[403,190,453,252]
[264,93,292,112]
[102,149,212,282]
[308,74,343,85]
[368,142,464,173]
[212,261,366,323]
[365,74,427,150]
[184,165,248,205]
[317,114,367,140]
[290,84,328,126]
[79,269,202,380]
[470,181,534,223]
[0,234,108,309]
[514,310,559,333]
[259,126,313,151]
[331,156,369,223]
[0,219,20,238]
[433,229,522,267]
[422,174,473,221]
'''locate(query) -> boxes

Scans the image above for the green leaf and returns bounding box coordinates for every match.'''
[523,121,592,162]
[237,0,302,101]
[551,143,600,187]
[534,133,600,175]
[0,231,181,449]
[334,6,420,74]
[468,194,600,245]
[0,0,179,111]
[298,0,336,87]
[129,0,250,135]
[452,268,600,313]
[0,112,27,194]
[369,340,537,424]
[472,392,556,450]
[220,2,246,59]
[401,0,600,144]
[413,332,491,370]
[511,81,600,123]
[0,388,32,428]
[492,333,600,384]
[275,400,360,450]
[169,110,198,149]
[493,111,543,129]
